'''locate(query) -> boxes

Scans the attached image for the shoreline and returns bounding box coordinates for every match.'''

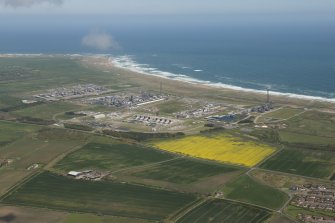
[1,53,335,104]
[110,55,335,103]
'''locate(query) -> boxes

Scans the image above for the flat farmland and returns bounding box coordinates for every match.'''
[259,149,335,179]
[63,213,154,223]
[54,143,175,172]
[129,158,241,184]
[278,111,335,146]
[151,134,276,167]
[0,136,82,169]
[223,175,289,210]
[13,102,83,120]
[0,121,41,146]
[176,199,271,223]
[0,205,68,223]
[2,172,197,221]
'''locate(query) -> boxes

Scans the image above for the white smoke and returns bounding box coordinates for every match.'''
[82,30,120,51]
[0,0,63,8]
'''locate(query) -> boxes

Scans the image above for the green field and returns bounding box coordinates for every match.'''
[156,100,189,115]
[2,172,197,221]
[285,204,335,221]
[63,213,153,223]
[279,111,335,146]
[177,199,271,223]
[129,158,240,184]
[223,175,289,210]
[257,107,303,123]
[260,149,335,179]
[54,142,175,172]
[0,121,41,146]
[13,102,83,120]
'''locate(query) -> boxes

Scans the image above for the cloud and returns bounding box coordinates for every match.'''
[0,0,63,8]
[82,30,119,51]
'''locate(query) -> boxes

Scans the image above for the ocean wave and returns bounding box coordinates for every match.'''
[111,55,335,103]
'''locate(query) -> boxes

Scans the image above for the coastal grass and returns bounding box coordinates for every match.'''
[257,107,303,123]
[279,111,335,146]
[2,172,197,221]
[54,142,175,172]
[259,149,335,179]
[151,134,276,167]
[129,158,241,184]
[223,175,289,210]
[176,199,271,223]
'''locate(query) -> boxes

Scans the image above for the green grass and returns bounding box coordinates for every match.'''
[280,111,335,144]
[2,172,197,221]
[260,149,335,179]
[279,131,335,146]
[54,142,175,172]
[258,107,303,123]
[223,175,289,210]
[177,199,271,223]
[156,100,188,115]
[0,121,41,146]
[13,102,83,120]
[130,158,240,184]
[63,213,153,223]
[285,205,335,221]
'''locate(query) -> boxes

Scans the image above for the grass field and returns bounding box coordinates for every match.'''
[0,136,82,169]
[250,169,325,191]
[223,175,289,210]
[257,107,304,123]
[54,142,175,172]
[278,111,335,146]
[0,121,41,146]
[0,205,68,223]
[13,102,83,120]
[286,204,335,221]
[260,149,335,179]
[129,158,240,184]
[176,199,271,223]
[2,172,197,221]
[63,213,153,223]
[155,100,189,115]
[151,134,276,167]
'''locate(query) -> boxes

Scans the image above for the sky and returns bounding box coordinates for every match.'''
[1,0,335,52]
[0,0,335,15]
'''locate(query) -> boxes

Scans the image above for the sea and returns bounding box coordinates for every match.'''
[1,15,335,101]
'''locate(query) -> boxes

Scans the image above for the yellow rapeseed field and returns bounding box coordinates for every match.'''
[152,134,275,167]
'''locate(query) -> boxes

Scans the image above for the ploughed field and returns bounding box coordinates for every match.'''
[152,134,276,167]
[177,199,271,223]
[2,172,197,221]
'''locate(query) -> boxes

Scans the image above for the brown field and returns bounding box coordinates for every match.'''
[0,170,30,196]
[0,136,86,169]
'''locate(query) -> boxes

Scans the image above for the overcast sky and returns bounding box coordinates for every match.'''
[1,0,335,15]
